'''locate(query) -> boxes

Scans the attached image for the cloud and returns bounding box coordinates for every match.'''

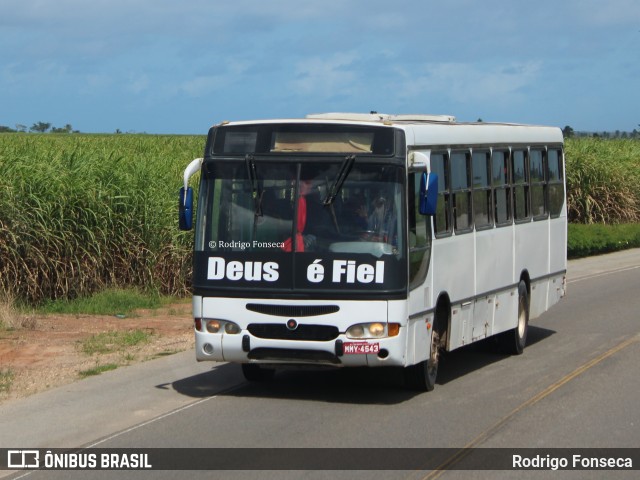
[180,75,225,97]
[126,74,149,95]
[289,52,359,98]
[178,59,251,97]
[572,0,640,26]
[395,61,542,106]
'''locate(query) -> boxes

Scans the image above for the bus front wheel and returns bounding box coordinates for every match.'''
[404,328,440,392]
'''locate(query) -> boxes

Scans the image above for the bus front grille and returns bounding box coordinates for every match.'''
[246,303,340,317]
[247,348,341,365]
[247,324,340,341]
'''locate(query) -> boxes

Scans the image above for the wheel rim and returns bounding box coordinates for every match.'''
[517,295,526,338]
[428,330,440,377]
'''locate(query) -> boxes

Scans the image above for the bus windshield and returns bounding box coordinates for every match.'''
[193,159,407,295]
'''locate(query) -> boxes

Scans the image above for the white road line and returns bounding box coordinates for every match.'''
[568,265,640,284]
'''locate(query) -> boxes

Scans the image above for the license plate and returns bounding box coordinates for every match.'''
[343,342,380,355]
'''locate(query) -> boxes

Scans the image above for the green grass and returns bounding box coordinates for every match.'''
[78,364,119,378]
[80,329,152,355]
[0,368,15,392]
[39,287,169,316]
[567,223,640,258]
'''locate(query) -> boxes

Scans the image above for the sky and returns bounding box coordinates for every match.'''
[1,0,639,134]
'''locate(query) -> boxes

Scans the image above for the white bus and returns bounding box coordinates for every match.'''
[179,113,566,391]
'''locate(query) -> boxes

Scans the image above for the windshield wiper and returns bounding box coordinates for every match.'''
[245,154,263,216]
[323,155,355,205]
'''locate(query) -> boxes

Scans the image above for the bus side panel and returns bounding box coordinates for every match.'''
[431,235,475,306]
[472,296,493,341]
[408,314,431,365]
[549,216,567,281]
[475,227,513,338]
[476,228,513,294]
[530,278,550,320]
[547,273,566,308]
[431,233,475,350]
[492,288,518,336]
[388,299,411,365]
[514,220,549,319]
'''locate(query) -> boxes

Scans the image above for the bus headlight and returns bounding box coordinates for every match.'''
[346,322,400,339]
[205,319,241,334]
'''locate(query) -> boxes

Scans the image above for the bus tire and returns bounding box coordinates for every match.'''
[404,327,440,392]
[241,363,275,382]
[499,280,529,355]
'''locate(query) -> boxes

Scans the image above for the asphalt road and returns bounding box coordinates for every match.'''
[1,249,639,479]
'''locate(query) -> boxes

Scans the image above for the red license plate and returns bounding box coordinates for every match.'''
[343,342,380,355]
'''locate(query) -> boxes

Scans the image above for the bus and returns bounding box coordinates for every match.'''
[179,113,566,391]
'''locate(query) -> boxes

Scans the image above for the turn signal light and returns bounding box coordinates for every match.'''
[387,323,400,337]
[206,320,221,333]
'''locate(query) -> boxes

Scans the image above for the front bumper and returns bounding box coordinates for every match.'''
[194,328,407,367]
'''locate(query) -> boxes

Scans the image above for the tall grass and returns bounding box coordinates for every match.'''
[0,134,204,304]
[1,134,638,305]
[565,138,640,224]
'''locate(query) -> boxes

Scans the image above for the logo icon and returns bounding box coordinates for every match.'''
[8,450,40,469]
[286,319,298,331]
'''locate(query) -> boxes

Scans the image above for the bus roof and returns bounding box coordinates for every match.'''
[214,113,564,146]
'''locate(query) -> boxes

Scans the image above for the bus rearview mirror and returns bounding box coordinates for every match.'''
[179,186,194,230]
[419,172,438,216]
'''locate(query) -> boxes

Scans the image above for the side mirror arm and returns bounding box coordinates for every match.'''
[179,158,203,231]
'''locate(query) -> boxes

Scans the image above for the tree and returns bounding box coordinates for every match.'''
[0,125,16,133]
[30,122,51,133]
[562,125,574,138]
[51,124,74,134]
[15,124,27,133]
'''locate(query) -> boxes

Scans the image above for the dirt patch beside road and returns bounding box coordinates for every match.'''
[0,303,193,404]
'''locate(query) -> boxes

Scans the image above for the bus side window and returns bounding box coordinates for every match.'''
[512,150,530,222]
[492,150,512,226]
[431,153,451,237]
[409,171,431,289]
[530,149,547,220]
[547,148,564,218]
[472,150,492,230]
[451,151,472,233]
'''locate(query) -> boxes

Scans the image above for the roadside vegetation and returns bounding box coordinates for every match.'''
[0,291,37,331]
[567,223,640,259]
[78,364,119,378]
[80,329,152,355]
[0,368,15,393]
[39,287,172,316]
[0,134,638,306]
[77,328,154,378]
[0,134,204,305]
[564,138,640,257]
[564,138,640,225]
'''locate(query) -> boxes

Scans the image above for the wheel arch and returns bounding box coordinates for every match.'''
[434,292,451,351]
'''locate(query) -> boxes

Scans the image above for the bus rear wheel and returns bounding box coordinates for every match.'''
[404,328,440,392]
[498,280,529,355]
